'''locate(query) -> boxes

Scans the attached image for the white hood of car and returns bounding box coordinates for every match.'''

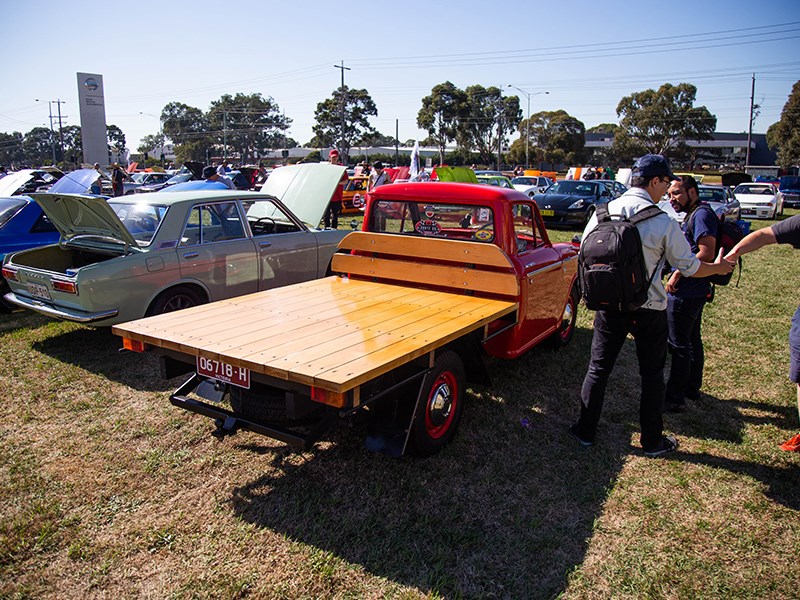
[0,170,37,196]
[259,163,346,227]
[31,193,140,249]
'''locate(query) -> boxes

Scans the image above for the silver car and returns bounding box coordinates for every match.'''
[2,164,349,326]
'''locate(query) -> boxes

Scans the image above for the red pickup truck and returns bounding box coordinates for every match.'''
[113,182,579,457]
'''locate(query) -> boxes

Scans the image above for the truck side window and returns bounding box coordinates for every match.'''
[512,202,537,253]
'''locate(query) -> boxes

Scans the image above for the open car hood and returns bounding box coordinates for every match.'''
[49,169,102,194]
[183,161,205,179]
[31,193,139,249]
[259,163,346,227]
[0,170,39,196]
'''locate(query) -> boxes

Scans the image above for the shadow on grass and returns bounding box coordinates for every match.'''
[227,327,632,597]
[31,325,176,393]
[664,392,797,444]
[677,449,800,510]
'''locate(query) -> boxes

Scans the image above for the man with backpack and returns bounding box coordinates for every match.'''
[663,175,718,412]
[572,155,735,457]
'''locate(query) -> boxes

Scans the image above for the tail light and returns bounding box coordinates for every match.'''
[122,338,147,352]
[1,266,18,282]
[52,280,77,294]
[310,386,346,408]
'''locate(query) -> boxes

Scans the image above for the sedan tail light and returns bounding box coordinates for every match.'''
[1,266,18,282]
[52,279,77,294]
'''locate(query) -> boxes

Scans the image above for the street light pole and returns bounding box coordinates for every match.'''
[140,112,165,166]
[507,86,549,170]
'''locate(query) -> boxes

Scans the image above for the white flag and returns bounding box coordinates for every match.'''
[410,140,420,181]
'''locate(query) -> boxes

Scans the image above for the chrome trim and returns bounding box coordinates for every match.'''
[3,292,118,323]
[526,262,562,280]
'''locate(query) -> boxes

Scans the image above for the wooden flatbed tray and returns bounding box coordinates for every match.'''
[112,276,518,394]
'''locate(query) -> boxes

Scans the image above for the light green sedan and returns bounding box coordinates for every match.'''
[2,164,350,326]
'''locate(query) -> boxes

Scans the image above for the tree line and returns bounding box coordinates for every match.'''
[1,80,798,169]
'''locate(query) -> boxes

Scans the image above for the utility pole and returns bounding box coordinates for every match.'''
[333,61,350,157]
[53,99,65,161]
[395,119,399,165]
[36,99,57,164]
[746,73,756,169]
[223,109,228,162]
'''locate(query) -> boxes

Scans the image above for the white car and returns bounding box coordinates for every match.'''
[511,176,553,197]
[734,183,784,220]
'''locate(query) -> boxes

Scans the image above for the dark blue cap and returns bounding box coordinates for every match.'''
[632,154,677,180]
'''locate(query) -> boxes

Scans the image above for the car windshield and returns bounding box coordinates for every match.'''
[165,172,192,185]
[369,200,496,243]
[108,201,169,245]
[780,176,800,190]
[0,197,28,228]
[511,177,536,185]
[547,181,598,195]
[698,187,726,202]
[734,184,773,195]
[131,173,148,184]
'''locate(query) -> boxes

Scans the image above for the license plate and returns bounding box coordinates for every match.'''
[540,209,554,216]
[27,282,51,300]
[196,356,250,389]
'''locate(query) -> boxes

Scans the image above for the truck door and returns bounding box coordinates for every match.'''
[178,200,258,301]
[512,201,570,340]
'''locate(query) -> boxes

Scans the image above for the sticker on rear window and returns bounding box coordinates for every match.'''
[415,220,441,236]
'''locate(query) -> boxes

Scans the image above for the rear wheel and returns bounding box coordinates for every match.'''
[147,285,204,316]
[407,351,465,457]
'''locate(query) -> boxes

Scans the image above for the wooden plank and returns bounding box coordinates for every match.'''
[338,231,513,268]
[332,254,520,298]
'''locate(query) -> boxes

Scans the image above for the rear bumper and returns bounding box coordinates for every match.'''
[3,292,119,323]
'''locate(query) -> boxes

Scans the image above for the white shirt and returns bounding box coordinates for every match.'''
[581,187,700,311]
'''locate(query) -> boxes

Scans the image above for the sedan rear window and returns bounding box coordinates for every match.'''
[0,197,27,228]
[110,202,168,245]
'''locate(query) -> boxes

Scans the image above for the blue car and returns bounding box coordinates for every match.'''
[779,176,800,208]
[0,169,105,310]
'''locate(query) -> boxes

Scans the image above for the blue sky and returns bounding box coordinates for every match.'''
[1,0,798,152]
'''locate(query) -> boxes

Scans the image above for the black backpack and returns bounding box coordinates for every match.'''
[579,203,664,312]
[685,204,744,286]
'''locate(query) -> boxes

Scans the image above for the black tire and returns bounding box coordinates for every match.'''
[547,283,579,349]
[584,205,596,226]
[147,285,204,316]
[407,351,465,457]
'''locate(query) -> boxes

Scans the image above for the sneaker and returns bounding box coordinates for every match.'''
[643,435,679,458]
[569,424,593,447]
[779,433,800,452]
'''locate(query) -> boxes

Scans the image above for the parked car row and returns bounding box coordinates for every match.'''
[1,164,349,324]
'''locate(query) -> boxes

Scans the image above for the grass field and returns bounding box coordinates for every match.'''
[1,210,798,599]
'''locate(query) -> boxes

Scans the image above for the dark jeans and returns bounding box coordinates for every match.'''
[576,308,668,451]
[323,201,341,229]
[665,295,706,406]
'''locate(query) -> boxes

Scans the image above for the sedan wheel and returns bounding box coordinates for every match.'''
[147,286,205,316]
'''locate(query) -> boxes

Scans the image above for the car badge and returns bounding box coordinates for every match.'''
[83,78,99,92]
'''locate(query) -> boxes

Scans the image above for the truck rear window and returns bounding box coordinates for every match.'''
[369,200,495,243]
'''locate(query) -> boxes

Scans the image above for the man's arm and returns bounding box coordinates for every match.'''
[725,227,777,262]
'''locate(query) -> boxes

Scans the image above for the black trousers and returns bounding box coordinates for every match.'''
[666,295,706,406]
[576,308,668,451]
